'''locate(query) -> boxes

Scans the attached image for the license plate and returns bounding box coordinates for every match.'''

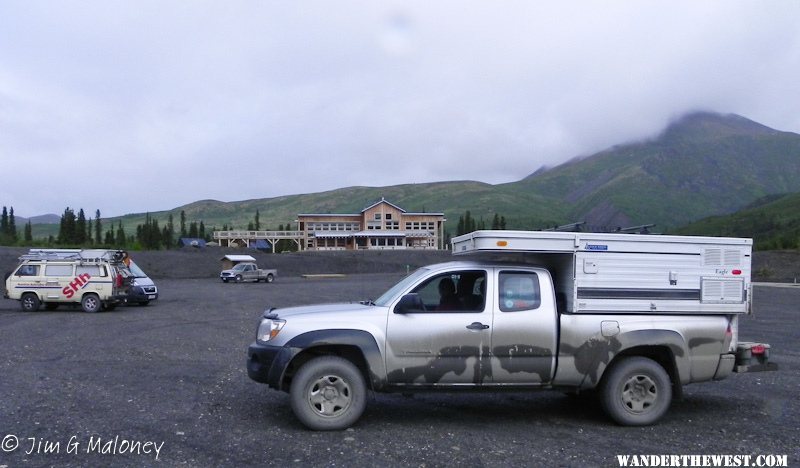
[147,295,156,299]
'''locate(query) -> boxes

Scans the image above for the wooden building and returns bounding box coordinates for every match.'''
[297,198,447,251]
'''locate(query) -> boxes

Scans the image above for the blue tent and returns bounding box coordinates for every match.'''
[251,239,272,251]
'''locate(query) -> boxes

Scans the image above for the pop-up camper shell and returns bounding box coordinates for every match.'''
[452,230,752,316]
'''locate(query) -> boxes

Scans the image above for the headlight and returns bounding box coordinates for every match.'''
[256,318,286,343]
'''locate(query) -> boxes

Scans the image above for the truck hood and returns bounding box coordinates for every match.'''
[266,302,377,319]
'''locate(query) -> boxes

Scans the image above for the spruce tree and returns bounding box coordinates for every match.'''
[8,207,16,242]
[95,210,102,244]
[76,209,87,244]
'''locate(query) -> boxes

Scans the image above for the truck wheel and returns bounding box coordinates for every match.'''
[266,274,274,283]
[81,294,102,313]
[600,357,672,426]
[21,293,41,312]
[235,274,243,282]
[290,356,367,431]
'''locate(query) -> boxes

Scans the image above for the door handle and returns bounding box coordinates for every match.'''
[466,322,489,330]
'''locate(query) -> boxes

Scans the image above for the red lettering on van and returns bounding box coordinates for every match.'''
[62,273,92,299]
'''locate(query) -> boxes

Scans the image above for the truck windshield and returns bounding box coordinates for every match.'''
[232,264,248,271]
[373,267,430,307]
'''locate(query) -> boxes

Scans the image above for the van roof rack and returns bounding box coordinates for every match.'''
[20,249,129,264]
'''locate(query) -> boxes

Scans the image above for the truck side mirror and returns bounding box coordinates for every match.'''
[394,293,425,314]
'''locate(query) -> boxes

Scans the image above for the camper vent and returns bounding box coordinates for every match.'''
[701,278,744,303]
[703,248,741,266]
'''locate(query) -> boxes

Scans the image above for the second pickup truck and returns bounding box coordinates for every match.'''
[220,262,276,283]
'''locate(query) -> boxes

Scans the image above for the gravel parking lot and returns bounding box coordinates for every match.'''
[0,249,798,467]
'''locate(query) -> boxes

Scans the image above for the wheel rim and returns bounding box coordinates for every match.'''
[621,374,658,413]
[307,374,352,417]
[84,297,98,311]
[23,296,36,309]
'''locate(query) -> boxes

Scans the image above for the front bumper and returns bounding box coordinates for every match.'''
[247,341,295,390]
[128,286,159,303]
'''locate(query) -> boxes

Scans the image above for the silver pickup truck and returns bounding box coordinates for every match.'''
[220,262,276,283]
[246,231,776,430]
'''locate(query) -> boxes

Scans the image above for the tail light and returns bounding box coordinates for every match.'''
[115,273,123,288]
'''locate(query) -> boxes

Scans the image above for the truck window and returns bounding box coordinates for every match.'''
[411,270,486,312]
[498,271,541,312]
[45,264,74,277]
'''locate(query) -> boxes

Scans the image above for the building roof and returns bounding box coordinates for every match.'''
[297,198,445,219]
[361,197,406,214]
[220,254,256,262]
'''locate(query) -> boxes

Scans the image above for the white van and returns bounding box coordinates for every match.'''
[4,249,132,313]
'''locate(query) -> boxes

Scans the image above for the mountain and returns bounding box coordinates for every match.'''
[14,214,60,225]
[27,111,800,239]
[677,192,800,249]
[512,112,800,229]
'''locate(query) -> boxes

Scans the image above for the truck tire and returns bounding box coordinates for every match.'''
[81,294,102,313]
[21,293,41,312]
[599,356,672,426]
[235,274,243,283]
[266,274,274,283]
[290,356,367,431]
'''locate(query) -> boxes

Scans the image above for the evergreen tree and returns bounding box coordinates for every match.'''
[199,221,206,240]
[75,209,87,244]
[0,206,8,242]
[166,213,175,247]
[188,221,198,238]
[180,210,187,238]
[87,219,93,245]
[24,220,33,242]
[255,210,260,230]
[59,207,78,244]
[8,207,17,242]
[95,210,102,244]
[116,221,126,248]
[161,225,171,249]
[1,207,7,231]
[492,213,501,230]
[458,210,476,235]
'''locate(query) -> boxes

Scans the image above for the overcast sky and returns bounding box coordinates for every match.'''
[2,1,799,218]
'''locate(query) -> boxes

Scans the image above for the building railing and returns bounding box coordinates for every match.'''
[212,230,303,240]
